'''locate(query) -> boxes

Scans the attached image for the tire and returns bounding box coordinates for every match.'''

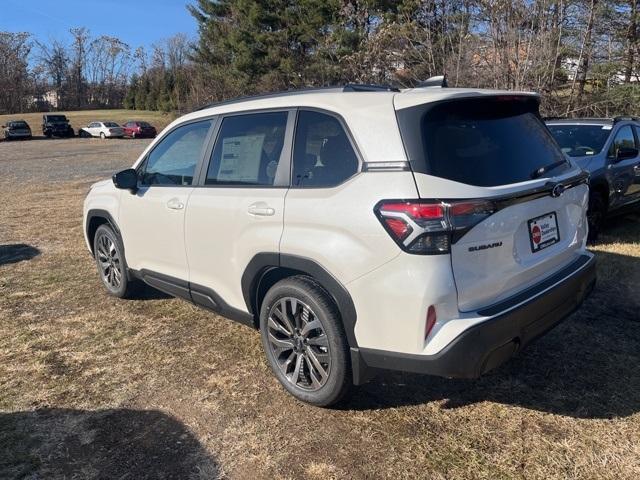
[587,191,606,244]
[260,276,352,407]
[93,224,136,298]
[45,131,52,139]
[100,132,106,139]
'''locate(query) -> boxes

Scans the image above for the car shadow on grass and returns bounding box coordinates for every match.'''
[0,244,40,266]
[133,282,173,300]
[349,228,640,419]
[599,210,640,242]
[0,408,219,479]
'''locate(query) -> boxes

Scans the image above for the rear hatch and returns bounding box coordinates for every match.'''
[395,93,589,312]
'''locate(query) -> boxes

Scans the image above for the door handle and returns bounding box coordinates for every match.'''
[166,198,184,210]
[248,202,275,216]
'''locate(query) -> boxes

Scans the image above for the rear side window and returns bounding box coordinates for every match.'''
[292,110,359,187]
[206,112,288,186]
[607,125,636,158]
[141,119,212,186]
[397,97,569,187]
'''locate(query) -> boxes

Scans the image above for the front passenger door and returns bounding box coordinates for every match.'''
[119,119,214,282]
[607,124,640,207]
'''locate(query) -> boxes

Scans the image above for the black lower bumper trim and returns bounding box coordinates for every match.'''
[353,254,596,384]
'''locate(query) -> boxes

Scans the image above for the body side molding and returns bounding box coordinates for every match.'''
[132,269,254,327]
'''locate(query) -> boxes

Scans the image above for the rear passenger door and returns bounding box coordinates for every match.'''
[184,110,293,314]
[607,124,640,207]
[280,109,396,285]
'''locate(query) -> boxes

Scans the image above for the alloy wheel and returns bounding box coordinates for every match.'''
[96,233,122,290]
[266,297,331,391]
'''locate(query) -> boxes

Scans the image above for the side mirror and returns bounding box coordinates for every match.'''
[112,168,138,193]
[616,146,639,161]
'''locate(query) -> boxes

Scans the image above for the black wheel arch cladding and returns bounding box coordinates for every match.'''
[242,253,358,348]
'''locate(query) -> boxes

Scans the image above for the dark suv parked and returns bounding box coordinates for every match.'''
[42,114,74,138]
[546,117,640,240]
[2,120,32,140]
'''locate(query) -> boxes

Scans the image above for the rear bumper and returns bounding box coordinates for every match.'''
[352,253,596,384]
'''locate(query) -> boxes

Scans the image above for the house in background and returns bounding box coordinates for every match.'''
[31,89,59,110]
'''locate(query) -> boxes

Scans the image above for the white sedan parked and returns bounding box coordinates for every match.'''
[79,121,125,139]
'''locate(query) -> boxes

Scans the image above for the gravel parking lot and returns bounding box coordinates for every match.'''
[0,138,152,183]
[1,138,640,479]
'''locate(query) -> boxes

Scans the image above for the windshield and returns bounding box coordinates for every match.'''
[397,96,570,187]
[48,115,67,122]
[546,124,611,157]
[8,121,28,128]
[104,122,120,128]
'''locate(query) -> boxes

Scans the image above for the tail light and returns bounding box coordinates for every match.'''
[375,199,496,254]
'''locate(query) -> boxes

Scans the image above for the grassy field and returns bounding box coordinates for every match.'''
[0,109,177,136]
[1,139,639,479]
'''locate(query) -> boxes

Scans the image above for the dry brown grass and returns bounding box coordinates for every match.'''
[1,139,639,479]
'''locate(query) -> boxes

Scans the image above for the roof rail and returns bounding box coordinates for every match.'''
[416,75,448,88]
[614,116,640,123]
[193,86,343,112]
[343,83,400,92]
[193,83,399,112]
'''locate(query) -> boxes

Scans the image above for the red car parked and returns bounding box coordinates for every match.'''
[122,121,157,138]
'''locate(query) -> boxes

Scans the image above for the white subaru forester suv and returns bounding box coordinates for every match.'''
[84,82,596,406]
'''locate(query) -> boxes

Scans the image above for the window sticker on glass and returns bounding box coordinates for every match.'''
[218,134,265,182]
[602,125,612,130]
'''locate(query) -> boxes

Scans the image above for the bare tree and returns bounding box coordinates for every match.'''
[625,0,639,82]
[0,32,31,114]
[36,39,68,107]
[68,27,90,109]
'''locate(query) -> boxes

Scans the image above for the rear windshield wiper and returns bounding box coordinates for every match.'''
[530,160,567,179]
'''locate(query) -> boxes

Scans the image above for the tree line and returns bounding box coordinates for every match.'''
[3,0,640,117]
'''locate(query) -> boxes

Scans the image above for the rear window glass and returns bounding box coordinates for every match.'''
[8,121,28,128]
[546,124,611,157]
[397,97,569,187]
[292,110,359,188]
[104,122,119,128]
[47,115,67,122]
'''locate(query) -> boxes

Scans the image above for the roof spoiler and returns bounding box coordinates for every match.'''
[416,75,447,88]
